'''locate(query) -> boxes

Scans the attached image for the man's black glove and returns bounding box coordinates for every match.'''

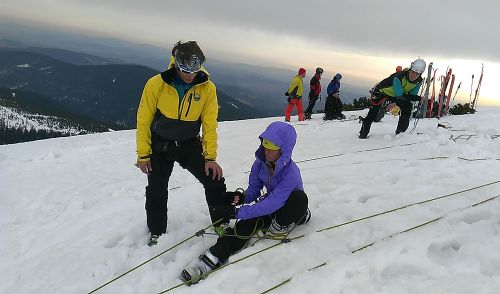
[287,97,291,103]
[406,94,421,101]
[284,91,289,96]
[222,190,245,206]
[394,96,406,103]
[309,93,318,101]
[211,205,237,223]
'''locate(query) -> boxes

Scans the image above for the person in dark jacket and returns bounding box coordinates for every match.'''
[135,41,226,246]
[359,59,425,139]
[323,73,345,120]
[181,121,311,285]
[304,67,323,119]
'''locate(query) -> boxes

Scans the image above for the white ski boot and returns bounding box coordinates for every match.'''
[180,251,221,285]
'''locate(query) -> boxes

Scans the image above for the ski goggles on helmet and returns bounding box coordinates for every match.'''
[175,54,202,74]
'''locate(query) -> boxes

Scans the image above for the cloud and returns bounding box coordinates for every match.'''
[103,0,498,62]
[1,0,498,105]
[1,0,498,62]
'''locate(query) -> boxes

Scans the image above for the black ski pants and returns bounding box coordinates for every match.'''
[145,136,226,236]
[324,96,343,119]
[209,190,309,263]
[305,98,318,114]
[360,95,413,137]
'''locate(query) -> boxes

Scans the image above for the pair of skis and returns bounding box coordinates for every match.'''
[471,63,484,110]
[415,62,434,118]
[416,62,484,119]
[439,63,484,116]
[411,62,433,133]
[427,68,438,118]
[437,68,454,117]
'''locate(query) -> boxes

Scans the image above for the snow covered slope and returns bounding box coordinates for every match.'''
[1,108,500,294]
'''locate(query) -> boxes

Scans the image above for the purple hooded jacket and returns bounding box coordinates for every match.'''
[236,121,304,220]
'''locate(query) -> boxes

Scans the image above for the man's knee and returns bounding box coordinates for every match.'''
[365,105,381,122]
[145,183,168,200]
[397,100,413,114]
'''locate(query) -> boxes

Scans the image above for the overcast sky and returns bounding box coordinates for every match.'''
[1,0,499,104]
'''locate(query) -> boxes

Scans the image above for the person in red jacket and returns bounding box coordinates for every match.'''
[304,67,323,119]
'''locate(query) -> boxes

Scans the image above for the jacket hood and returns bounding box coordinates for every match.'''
[256,121,297,168]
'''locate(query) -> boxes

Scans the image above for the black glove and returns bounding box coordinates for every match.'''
[284,91,289,96]
[287,97,291,103]
[222,190,245,206]
[394,96,405,102]
[406,94,421,101]
[211,205,237,223]
[308,92,318,100]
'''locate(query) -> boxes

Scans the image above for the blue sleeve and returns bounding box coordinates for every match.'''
[327,82,333,95]
[244,161,263,203]
[237,168,300,220]
[327,81,340,95]
[410,81,422,95]
[392,77,404,97]
[332,83,340,93]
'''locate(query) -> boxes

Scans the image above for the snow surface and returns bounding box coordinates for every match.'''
[1,107,500,294]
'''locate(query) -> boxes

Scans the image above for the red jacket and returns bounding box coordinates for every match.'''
[309,74,322,97]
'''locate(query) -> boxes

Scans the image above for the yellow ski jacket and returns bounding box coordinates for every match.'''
[136,66,219,162]
[287,75,304,98]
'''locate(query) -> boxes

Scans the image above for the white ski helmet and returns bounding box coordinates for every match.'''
[410,59,426,74]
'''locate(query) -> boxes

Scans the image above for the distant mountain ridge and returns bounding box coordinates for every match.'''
[0,87,115,144]
[0,23,368,110]
[0,46,123,65]
[0,38,289,116]
[0,49,267,131]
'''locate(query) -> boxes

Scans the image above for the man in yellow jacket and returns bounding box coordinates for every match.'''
[136,41,226,246]
[284,68,306,121]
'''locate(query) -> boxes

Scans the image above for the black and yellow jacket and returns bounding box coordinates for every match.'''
[136,66,219,162]
[375,69,422,98]
[287,75,304,98]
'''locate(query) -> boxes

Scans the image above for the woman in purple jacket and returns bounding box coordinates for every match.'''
[181,121,311,284]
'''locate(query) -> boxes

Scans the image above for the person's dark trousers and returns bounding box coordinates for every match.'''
[333,98,344,117]
[359,104,381,137]
[360,96,414,137]
[145,136,226,236]
[324,96,336,119]
[359,93,388,137]
[305,98,317,115]
[395,98,413,133]
[209,190,308,263]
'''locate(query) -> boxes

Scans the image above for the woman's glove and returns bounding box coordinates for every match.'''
[211,205,237,223]
[223,190,245,206]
